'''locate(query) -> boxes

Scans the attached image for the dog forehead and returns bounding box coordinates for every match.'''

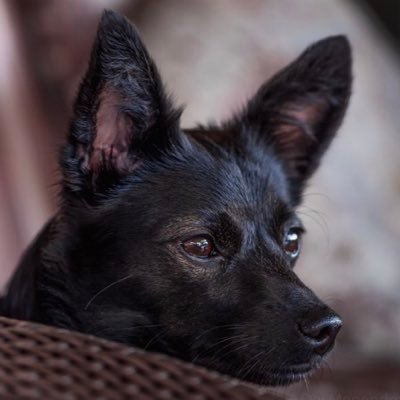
[111,143,292,232]
[151,158,289,244]
[151,147,290,215]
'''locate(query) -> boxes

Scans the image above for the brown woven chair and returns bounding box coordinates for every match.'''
[0,317,282,399]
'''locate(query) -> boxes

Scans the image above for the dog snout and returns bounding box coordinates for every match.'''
[298,310,342,356]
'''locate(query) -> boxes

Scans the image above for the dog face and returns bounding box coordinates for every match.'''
[15,11,352,385]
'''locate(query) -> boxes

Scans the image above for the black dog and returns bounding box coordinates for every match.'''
[0,10,351,386]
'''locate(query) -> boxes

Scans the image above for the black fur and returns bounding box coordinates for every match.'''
[0,10,352,386]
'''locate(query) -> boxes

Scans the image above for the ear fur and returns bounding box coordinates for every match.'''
[188,36,352,202]
[62,10,181,197]
[242,35,352,199]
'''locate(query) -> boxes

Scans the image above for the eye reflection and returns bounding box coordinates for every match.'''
[283,229,301,258]
[182,236,216,259]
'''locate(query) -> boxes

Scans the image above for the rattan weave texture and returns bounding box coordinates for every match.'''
[0,317,282,400]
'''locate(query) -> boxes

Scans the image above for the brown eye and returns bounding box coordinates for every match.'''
[182,236,217,259]
[283,229,301,259]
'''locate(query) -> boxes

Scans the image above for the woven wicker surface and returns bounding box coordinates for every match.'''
[0,317,282,400]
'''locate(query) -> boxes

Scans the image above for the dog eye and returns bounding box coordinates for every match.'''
[283,229,302,259]
[182,236,217,259]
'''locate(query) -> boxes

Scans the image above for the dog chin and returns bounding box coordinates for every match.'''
[254,363,317,386]
[195,356,319,386]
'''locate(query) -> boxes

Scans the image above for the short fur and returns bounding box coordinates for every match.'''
[0,10,352,386]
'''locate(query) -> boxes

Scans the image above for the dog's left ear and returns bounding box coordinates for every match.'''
[62,10,181,198]
[236,36,352,201]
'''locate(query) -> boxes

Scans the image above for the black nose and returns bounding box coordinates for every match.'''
[298,312,342,355]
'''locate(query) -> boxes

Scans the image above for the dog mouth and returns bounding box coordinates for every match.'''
[192,352,321,386]
[234,362,318,386]
[263,363,316,385]
[162,331,328,386]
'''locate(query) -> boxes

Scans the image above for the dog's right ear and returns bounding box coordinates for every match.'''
[189,36,351,205]
[61,10,181,199]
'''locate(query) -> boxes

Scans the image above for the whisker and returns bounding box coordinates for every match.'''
[302,192,331,202]
[144,327,169,350]
[84,274,134,310]
[103,323,165,332]
[238,350,264,379]
[191,334,250,363]
[303,374,310,392]
[191,323,245,343]
[297,209,330,246]
[321,358,333,374]
[211,336,256,361]
[243,352,265,380]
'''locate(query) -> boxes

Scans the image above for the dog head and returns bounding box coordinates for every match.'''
[36,11,351,385]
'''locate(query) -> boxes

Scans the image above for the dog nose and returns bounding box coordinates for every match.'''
[298,312,342,355]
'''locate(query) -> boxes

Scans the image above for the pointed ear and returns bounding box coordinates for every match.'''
[62,10,181,197]
[239,36,352,200]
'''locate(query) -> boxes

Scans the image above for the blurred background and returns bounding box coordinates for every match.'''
[0,0,399,398]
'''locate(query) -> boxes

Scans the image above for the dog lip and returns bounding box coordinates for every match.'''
[191,355,318,386]
[272,362,314,375]
[235,363,317,386]
[263,363,316,385]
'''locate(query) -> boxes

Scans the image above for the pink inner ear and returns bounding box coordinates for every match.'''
[272,99,329,165]
[285,99,328,135]
[89,89,134,173]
